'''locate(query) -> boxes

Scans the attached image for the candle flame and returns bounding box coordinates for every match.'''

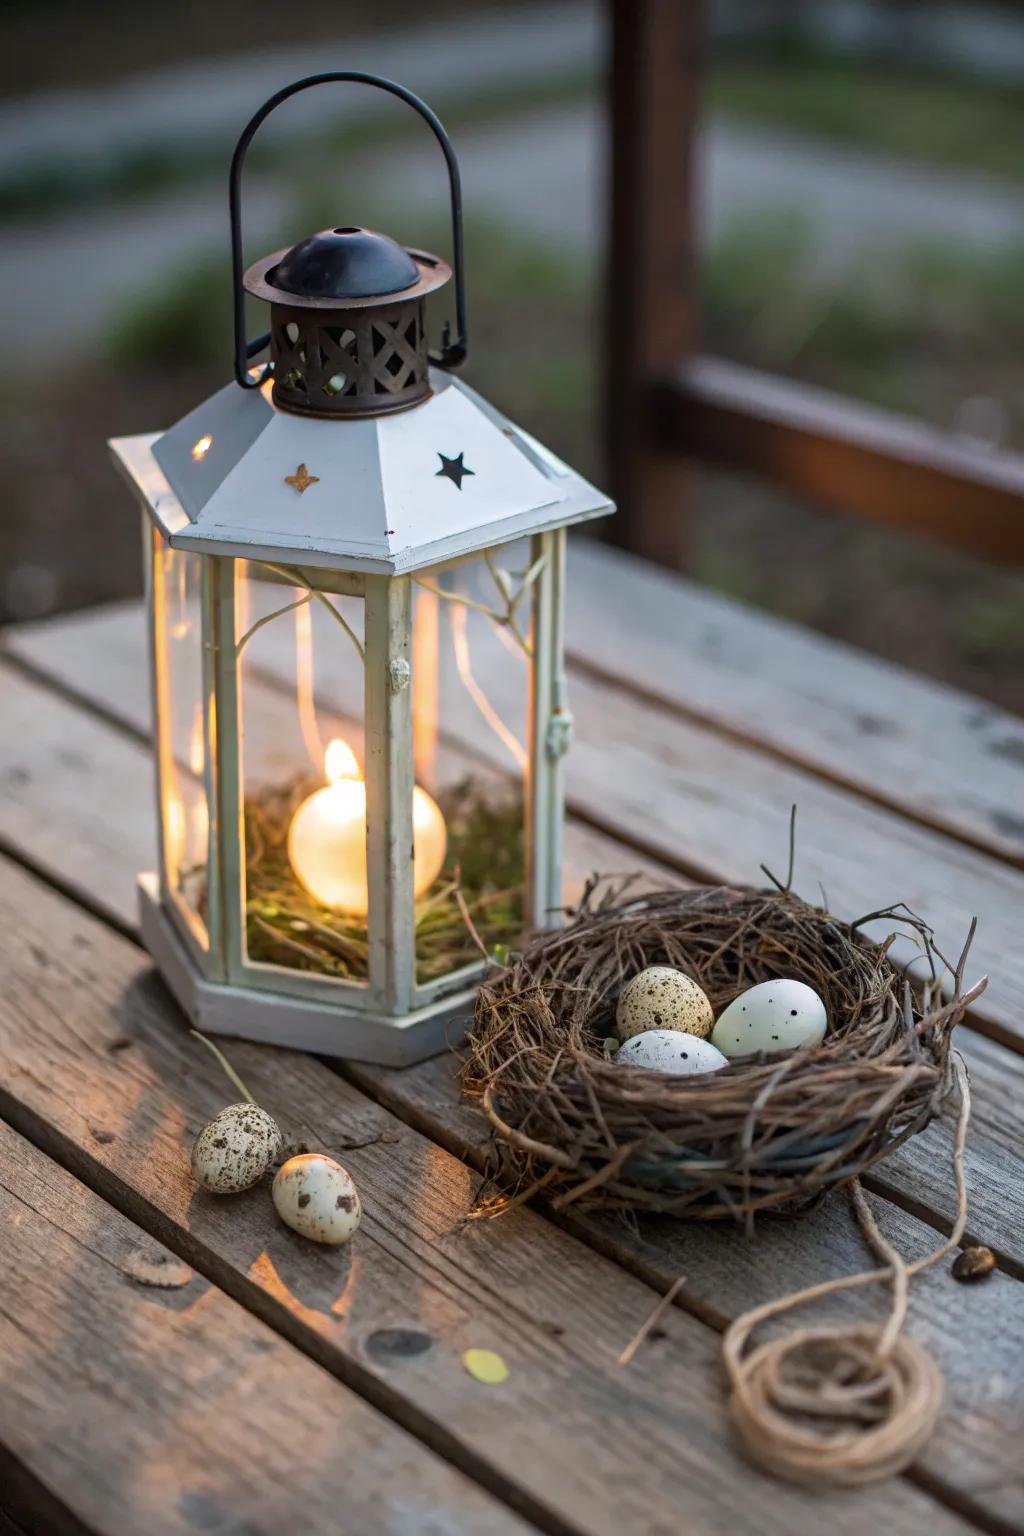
[289,734,445,914]
[325,737,360,783]
[192,434,213,461]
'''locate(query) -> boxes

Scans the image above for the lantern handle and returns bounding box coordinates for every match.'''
[229,71,467,389]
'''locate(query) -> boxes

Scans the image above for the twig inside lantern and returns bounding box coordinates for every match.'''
[234,590,312,658]
[294,600,326,771]
[253,561,366,663]
[450,604,528,771]
[411,549,545,662]
[236,775,523,982]
[223,556,528,982]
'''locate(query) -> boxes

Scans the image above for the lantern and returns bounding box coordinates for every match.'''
[110,74,613,1064]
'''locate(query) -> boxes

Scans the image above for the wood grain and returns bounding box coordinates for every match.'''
[0,655,673,936]
[0,642,1020,1262]
[655,355,1024,565]
[350,1049,1024,1533]
[565,539,1024,868]
[865,1029,1024,1268]
[0,854,988,1536]
[4,598,1023,1528]
[7,600,1022,1050]
[0,1120,532,1536]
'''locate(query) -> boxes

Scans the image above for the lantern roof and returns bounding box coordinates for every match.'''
[110,369,613,574]
[273,227,420,300]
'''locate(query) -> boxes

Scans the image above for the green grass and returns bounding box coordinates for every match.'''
[710,45,1024,184]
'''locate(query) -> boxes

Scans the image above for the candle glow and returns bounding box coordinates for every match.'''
[287,735,446,916]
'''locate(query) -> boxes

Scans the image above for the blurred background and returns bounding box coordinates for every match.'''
[2,0,1023,710]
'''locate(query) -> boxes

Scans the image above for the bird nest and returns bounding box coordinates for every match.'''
[462,880,980,1223]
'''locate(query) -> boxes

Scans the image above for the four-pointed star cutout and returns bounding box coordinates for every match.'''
[285,463,319,494]
[436,451,474,490]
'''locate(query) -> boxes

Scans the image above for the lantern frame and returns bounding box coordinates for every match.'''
[110,71,612,1064]
[118,432,586,1065]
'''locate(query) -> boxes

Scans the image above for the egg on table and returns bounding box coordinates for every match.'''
[711,978,827,1059]
[615,1029,727,1076]
[272,1152,362,1245]
[190,1102,282,1194]
[616,966,714,1041]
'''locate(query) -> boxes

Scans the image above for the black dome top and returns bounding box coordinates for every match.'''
[272,226,420,300]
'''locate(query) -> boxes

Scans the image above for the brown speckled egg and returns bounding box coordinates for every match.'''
[190,1102,282,1194]
[616,966,713,1041]
[272,1153,362,1246]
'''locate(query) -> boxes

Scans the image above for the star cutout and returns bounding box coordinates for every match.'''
[285,463,319,494]
[436,451,474,490]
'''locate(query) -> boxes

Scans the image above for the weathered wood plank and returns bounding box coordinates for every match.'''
[7,600,1022,1050]
[0,643,1020,1260]
[865,1029,1024,1263]
[0,854,990,1536]
[0,662,156,926]
[654,356,1024,565]
[350,1049,1024,1533]
[559,667,1024,1047]
[0,1120,532,1536]
[566,541,1024,868]
[0,657,674,937]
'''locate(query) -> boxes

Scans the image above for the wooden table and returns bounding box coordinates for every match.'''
[1,540,1021,1536]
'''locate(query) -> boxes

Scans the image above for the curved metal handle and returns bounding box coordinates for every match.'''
[229,71,467,389]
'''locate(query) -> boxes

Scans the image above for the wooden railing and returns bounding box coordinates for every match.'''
[605,0,1024,568]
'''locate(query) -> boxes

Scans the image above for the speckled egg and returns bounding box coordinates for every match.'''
[272,1153,362,1246]
[190,1102,283,1194]
[711,978,827,1059]
[616,966,714,1041]
[615,1029,727,1076]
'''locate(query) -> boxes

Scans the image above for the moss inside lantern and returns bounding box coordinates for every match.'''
[236,775,523,984]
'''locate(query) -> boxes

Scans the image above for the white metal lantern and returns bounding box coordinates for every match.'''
[110,73,613,1064]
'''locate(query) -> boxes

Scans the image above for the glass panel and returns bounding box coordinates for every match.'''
[410,545,530,987]
[234,561,367,988]
[153,533,210,950]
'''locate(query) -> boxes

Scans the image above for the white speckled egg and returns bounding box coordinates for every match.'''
[190,1102,282,1194]
[711,978,827,1059]
[272,1153,362,1246]
[615,1029,727,1076]
[616,966,714,1041]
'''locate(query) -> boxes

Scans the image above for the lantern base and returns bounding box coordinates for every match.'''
[138,874,476,1066]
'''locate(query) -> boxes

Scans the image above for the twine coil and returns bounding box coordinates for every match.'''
[723,1054,971,1487]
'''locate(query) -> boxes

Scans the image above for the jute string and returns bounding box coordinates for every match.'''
[722,1052,971,1487]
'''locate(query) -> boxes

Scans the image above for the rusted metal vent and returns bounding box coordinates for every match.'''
[244,227,451,418]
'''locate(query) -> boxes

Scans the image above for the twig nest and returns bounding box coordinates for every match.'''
[711,979,827,1058]
[465,884,974,1220]
[191,1102,283,1194]
[616,966,713,1041]
[616,1029,727,1075]
[273,1153,362,1245]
